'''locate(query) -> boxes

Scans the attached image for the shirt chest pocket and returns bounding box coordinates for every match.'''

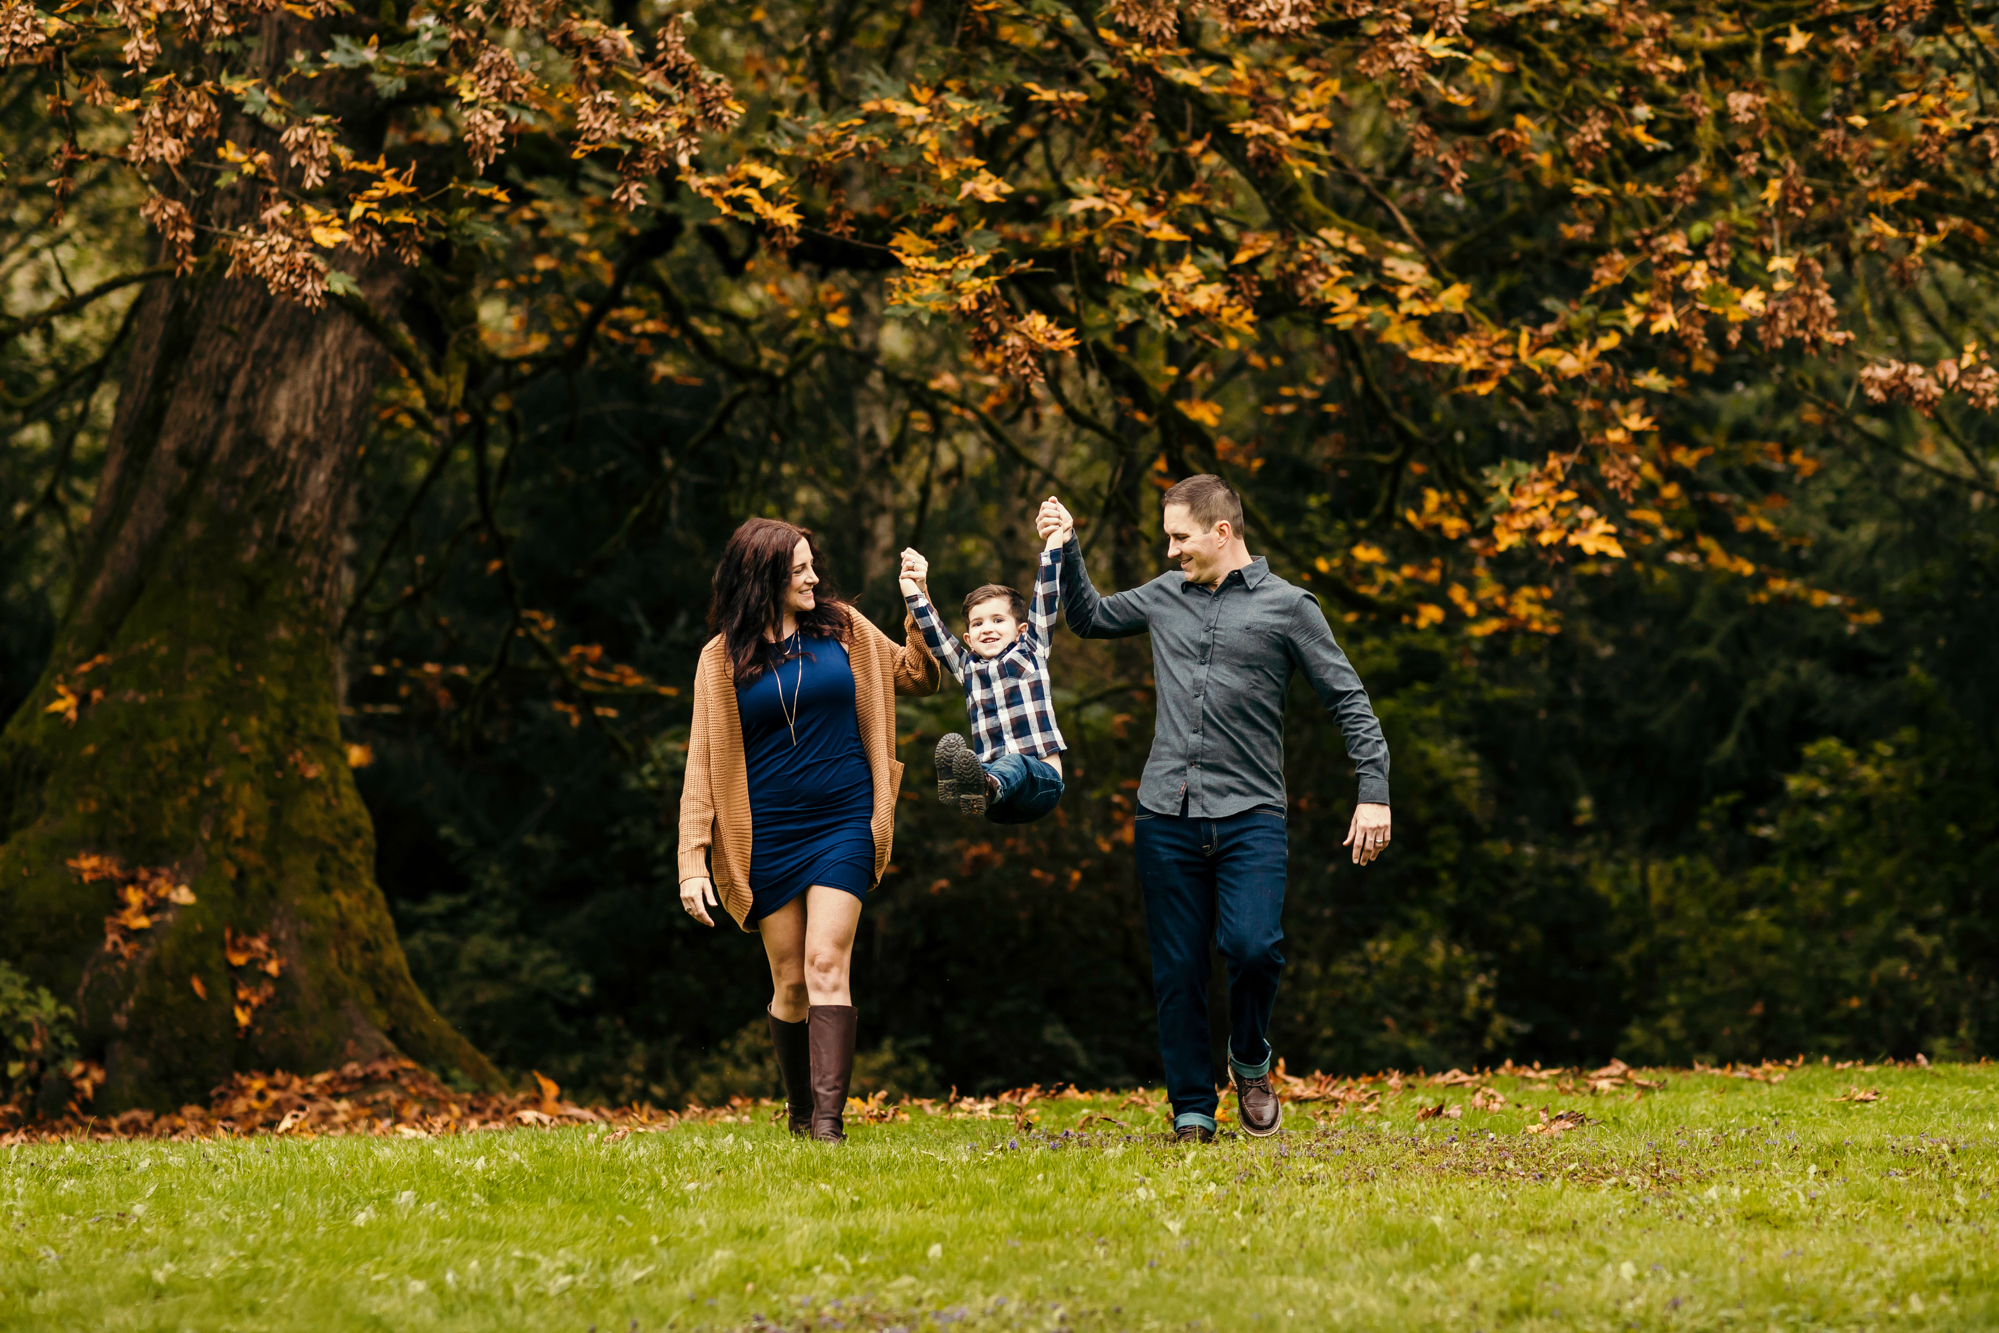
[997,652,1032,682]
[1211,613,1287,677]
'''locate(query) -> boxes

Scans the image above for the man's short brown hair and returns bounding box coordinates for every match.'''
[1162,473,1246,538]
[962,583,1028,621]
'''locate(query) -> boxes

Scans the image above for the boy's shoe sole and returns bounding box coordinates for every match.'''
[950,746,989,817]
[934,734,969,806]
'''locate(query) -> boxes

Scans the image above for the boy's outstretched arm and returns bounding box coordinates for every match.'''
[1026,540,1062,651]
[1035,496,1148,639]
[898,547,971,681]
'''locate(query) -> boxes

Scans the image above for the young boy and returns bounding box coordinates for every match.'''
[896,514,1070,824]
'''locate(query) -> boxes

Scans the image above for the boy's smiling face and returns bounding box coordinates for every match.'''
[964,597,1026,658]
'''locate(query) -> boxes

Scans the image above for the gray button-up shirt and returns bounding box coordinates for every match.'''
[1058,538,1390,818]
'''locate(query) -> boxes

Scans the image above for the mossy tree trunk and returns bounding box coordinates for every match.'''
[0,27,495,1109]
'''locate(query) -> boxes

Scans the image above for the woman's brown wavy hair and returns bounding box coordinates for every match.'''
[708,518,851,684]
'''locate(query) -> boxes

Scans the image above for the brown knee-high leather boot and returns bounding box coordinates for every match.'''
[767,1010,812,1136]
[807,1005,857,1143]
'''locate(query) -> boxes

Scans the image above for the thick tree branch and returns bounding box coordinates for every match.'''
[0,266,171,347]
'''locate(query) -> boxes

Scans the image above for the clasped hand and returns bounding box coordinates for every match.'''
[897,547,929,598]
[1035,495,1075,548]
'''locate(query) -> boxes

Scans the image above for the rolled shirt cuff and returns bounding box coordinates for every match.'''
[1357,779,1390,806]
[1228,1041,1274,1081]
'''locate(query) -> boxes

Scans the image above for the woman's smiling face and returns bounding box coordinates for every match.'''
[782,537,819,617]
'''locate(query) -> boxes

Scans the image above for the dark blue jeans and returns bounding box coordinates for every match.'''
[1133,804,1288,1132]
[984,753,1065,825]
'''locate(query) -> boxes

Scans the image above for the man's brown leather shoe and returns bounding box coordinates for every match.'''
[1234,1069,1283,1137]
[1174,1124,1215,1144]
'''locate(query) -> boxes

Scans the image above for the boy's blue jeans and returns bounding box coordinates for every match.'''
[1133,804,1288,1134]
[983,753,1064,824]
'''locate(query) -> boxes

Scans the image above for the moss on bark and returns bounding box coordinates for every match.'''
[0,234,495,1110]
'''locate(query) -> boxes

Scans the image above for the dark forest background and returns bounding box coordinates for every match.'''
[15,337,1993,1104]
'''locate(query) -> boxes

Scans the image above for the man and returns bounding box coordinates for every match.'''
[1036,478,1391,1143]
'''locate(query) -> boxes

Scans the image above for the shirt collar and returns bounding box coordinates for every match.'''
[1179,556,1271,593]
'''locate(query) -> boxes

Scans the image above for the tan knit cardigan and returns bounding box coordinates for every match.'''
[676,604,942,931]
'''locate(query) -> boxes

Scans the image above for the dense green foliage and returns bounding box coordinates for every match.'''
[2,1066,1994,1330]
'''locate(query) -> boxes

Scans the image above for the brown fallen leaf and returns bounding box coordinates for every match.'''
[1470,1086,1508,1113]
[1832,1086,1882,1104]
[1416,1100,1464,1121]
[190,974,207,1000]
[1523,1107,1591,1136]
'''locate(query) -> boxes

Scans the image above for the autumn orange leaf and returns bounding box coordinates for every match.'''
[532,1070,563,1116]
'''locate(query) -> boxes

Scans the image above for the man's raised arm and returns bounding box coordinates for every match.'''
[1036,496,1149,640]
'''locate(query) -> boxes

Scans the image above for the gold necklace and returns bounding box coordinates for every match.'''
[775,631,804,746]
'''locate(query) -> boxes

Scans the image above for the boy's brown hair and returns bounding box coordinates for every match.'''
[1162,473,1247,538]
[962,583,1029,622]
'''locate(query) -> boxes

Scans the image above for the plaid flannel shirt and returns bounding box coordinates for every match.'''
[904,549,1066,763]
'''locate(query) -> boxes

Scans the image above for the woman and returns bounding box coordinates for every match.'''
[677,518,940,1142]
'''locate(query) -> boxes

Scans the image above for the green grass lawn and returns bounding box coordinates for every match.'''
[3,1063,1995,1330]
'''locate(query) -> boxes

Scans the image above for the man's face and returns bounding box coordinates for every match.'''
[1164,503,1229,585]
[964,598,1025,658]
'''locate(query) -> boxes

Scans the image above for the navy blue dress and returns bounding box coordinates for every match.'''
[738,634,876,923]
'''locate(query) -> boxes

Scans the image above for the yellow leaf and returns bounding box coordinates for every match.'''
[1230,233,1276,266]
[1782,23,1813,54]
[1175,398,1223,427]
[309,224,351,248]
[191,975,207,1000]
[1867,213,1901,239]
[1349,542,1388,564]
[1413,603,1446,628]
[344,743,374,769]
[1760,178,1783,205]
[1568,518,1627,558]
[957,170,1013,203]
